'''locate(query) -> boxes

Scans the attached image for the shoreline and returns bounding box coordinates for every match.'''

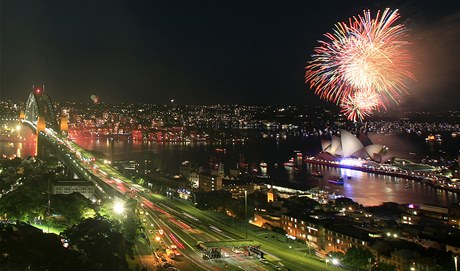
[303,157,460,194]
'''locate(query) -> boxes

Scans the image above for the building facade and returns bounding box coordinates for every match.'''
[52,180,95,200]
[198,172,222,192]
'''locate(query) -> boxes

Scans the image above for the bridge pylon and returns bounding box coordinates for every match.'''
[36,116,46,158]
[60,116,68,136]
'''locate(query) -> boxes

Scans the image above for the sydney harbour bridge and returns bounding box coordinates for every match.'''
[21,87,134,200]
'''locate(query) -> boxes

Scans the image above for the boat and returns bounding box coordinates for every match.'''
[327,176,344,185]
[311,171,323,178]
[257,175,270,179]
[426,134,442,142]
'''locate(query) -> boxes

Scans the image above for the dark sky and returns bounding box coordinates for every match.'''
[0,0,458,109]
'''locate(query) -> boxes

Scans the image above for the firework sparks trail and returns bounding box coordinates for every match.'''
[305,8,415,121]
[340,88,383,122]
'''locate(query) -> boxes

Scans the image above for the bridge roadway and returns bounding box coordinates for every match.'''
[23,120,129,199]
[22,121,338,271]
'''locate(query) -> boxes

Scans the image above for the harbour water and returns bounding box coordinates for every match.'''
[2,130,459,207]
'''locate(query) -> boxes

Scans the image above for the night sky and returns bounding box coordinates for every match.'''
[0,0,458,110]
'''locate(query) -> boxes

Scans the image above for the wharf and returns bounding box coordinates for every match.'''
[304,158,460,194]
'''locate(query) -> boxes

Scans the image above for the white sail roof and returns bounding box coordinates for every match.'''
[340,130,364,157]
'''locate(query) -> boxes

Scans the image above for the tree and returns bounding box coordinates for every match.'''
[0,222,85,271]
[62,217,129,271]
[0,182,47,221]
[51,192,95,225]
[343,246,374,269]
[195,190,232,211]
[121,199,140,244]
[372,262,396,271]
[121,210,138,258]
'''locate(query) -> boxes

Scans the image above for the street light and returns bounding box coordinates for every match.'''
[113,201,125,215]
[331,258,339,266]
[245,190,248,239]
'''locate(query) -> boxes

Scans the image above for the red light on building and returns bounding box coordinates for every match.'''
[132,130,143,140]
[35,88,41,94]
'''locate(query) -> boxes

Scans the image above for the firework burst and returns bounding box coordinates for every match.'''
[305,8,415,121]
[340,88,383,121]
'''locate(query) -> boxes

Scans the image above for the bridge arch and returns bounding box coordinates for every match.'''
[24,90,59,131]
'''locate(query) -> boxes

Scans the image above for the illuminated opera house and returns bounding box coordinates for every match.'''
[317,130,394,164]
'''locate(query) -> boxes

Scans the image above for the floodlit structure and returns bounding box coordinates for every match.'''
[319,130,393,163]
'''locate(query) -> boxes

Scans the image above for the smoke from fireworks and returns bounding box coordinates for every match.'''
[305,8,415,121]
[90,94,100,104]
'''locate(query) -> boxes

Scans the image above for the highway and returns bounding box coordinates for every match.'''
[24,120,340,271]
[138,193,273,271]
[137,192,341,271]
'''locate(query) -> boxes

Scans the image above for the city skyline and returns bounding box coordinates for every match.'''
[0,76,459,270]
[0,0,458,110]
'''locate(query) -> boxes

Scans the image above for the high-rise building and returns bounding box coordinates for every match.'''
[198,172,222,192]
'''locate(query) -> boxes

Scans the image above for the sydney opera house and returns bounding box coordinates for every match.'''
[317,130,394,163]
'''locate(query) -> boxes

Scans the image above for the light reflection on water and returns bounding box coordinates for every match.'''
[2,132,459,207]
[304,163,459,207]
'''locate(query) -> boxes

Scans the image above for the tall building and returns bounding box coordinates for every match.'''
[179,161,192,181]
[223,183,255,199]
[189,171,199,188]
[198,172,222,192]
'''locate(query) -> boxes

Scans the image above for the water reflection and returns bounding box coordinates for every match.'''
[304,163,459,207]
[0,141,36,159]
[74,138,459,207]
[3,133,458,207]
